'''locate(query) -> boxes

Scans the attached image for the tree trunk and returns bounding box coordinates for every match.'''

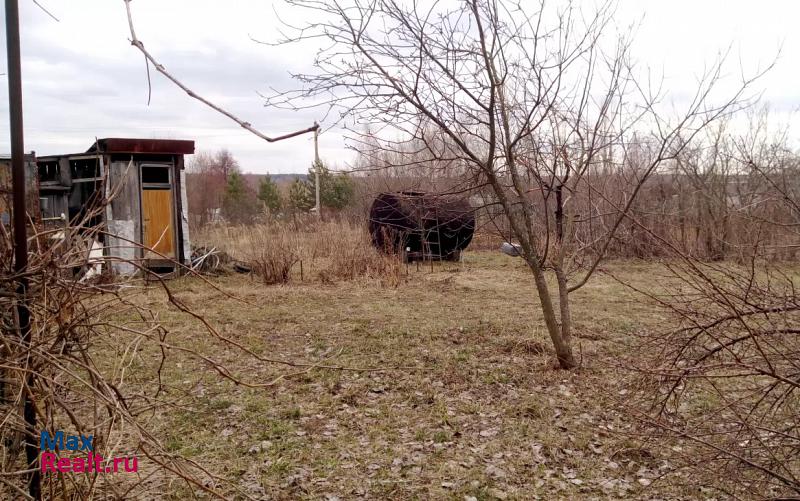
[529,263,576,369]
[555,268,572,347]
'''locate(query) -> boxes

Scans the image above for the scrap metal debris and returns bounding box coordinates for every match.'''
[191,246,223,272]
[500,242,522,257]
[190,246,251,275]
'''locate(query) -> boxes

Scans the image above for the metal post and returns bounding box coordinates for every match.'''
[313,122,321,218]
[5,0,40,497]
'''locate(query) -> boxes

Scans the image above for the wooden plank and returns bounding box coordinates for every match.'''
[0,161,10,225]
[176,162,192,266]
[142,189,175,259]
[1,156,41,225]
[107,159,141,274]
[110,160,139,221]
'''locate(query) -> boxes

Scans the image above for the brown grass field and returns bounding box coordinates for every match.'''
[95,250,725,500]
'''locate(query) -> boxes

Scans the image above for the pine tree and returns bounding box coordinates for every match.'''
[222,171,258,224]
[257,175,282,212]
[304,162,354,210]
[288,178,313,212]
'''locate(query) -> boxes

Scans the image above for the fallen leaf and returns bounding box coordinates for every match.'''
[485,464,507,479]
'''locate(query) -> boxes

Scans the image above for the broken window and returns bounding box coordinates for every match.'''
[141,164,171,186]
[38,160,60,184]
[70,159,101,180]
[67,158,103,230]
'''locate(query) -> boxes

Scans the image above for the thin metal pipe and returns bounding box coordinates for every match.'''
[5,0,40,497]
[314,122,321,217]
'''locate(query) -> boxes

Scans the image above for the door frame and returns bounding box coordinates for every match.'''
[139,162,177,261]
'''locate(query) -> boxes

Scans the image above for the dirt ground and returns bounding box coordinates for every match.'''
[111,252,705,500]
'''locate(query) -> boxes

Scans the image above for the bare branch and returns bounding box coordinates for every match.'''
[122,0,318,142]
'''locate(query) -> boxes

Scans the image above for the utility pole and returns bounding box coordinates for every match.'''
[313,122,321,217]
[5,0,40,498]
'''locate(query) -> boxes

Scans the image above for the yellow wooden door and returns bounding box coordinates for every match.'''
[142,189,175,259]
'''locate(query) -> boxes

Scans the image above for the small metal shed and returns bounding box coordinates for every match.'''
[36,138,195,275]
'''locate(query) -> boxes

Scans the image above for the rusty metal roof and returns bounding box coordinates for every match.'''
[87,138,195,155]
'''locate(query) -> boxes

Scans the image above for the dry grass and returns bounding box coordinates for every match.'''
[194,220,402,285]
[96,252,716,500]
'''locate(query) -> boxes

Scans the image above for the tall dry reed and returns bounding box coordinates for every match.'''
[194,219,403,285]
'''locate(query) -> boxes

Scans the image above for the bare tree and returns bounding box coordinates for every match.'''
[266,0,766,368]
[603,110,800,263]
[187,149,242,225]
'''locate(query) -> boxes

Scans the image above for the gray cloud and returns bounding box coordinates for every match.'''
[0,1,341,172]
[0,0,798,171]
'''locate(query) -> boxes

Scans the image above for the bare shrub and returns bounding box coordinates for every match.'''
[620,123,800,498]
[1,196,308,498]
[323,229,402,284]
[2,223,213,496]
[242,226,301,284]
[252,249,298,284]
[625,259,800,499]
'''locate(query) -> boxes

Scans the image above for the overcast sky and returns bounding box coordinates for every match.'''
[0,0,797,174]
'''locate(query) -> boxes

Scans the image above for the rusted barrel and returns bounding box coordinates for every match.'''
[368,191,474,261]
